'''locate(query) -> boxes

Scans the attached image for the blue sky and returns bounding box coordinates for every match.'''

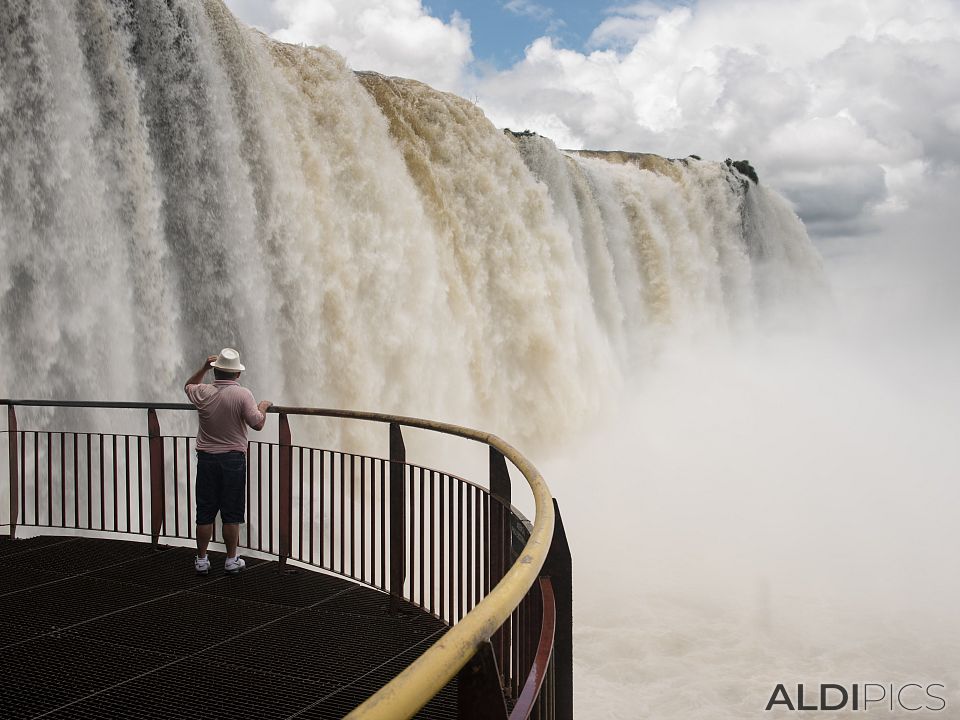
[423,1,618,68]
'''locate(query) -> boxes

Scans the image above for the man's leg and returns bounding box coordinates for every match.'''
[222,523,240,559]
[195,452,219,562]
[197,523,214,557]
[220,452,247,562]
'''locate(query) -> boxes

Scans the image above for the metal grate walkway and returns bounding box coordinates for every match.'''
[0,536,456,719]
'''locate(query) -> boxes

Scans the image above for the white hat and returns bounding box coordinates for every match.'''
[211,348,245,372]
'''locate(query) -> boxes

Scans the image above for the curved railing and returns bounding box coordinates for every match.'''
[0,399,572,720]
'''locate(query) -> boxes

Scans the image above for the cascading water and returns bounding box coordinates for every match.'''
[14,3,943,720]
[0,0,827,449]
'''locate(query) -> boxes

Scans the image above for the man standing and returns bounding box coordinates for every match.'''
[184,348,272,575]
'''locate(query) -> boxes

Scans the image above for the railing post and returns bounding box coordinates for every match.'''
[489,447,511,683]
[7,405,19,539]
[389,422,406,614]
[278,412,292,567]
[457,639,509,720]
[147,409,165,547]
[542,499,572,720]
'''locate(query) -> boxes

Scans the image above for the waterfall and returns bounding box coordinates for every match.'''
[0,0,827,446]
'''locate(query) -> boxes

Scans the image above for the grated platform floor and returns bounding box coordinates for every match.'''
[0,535,455,719]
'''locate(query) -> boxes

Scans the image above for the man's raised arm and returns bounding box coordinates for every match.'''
[184,355,218,395]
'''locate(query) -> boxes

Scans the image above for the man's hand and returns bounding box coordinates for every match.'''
[206,355,218,368]
[252,400,273,431]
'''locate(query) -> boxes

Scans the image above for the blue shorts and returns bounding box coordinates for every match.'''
[195,451,246,525]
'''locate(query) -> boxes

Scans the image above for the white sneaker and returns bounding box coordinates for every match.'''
[224,555,246,574]
[195,555,210,575]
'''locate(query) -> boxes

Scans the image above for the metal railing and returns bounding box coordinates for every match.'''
[1,399,572,720]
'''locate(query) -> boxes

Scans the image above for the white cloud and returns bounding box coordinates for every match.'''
[225,0,473,91]
[503,0,553,23]
[472,0,960,237]
[588,2,685,50]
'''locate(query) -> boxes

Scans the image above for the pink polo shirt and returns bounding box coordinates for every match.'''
[184,380,265,454]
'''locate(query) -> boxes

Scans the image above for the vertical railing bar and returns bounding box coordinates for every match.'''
[268,443,274,554]
[6,405,19,539]
[73,433,80,529]
[523,589,530,689]
[309,448,316,566]
[438,469,445,621]
[328,450,335,570]
[379,458,386,590]
[466,483,474,612]
[278,413,292,566]
[525,592,530,691]
[299,446,305,561]
[241,443,249,549]
[408,465,414,603]
[388,424,406,614]
[483,493,490,596]
[457,478,464,621]
[317,449,325,567]
[529,586,536,681]
[18,428,26,529]
[419,466,425,608]
[124,435,130,533]
[86,434,92,530]
[429,469,435,616]
[257,442,264,551]
[60,433,66,527]
[244,444,251,547]
[529,577,535,686]
[519,591,525,695]
[349,453,356,579]
[360,455,366,583]
[448,473,454,624]
[46,431,52,526]
[186,438,193,540]
[474,486,482,607]
[98,433,105,531]
[172,436,179,538]
[522,565,529,700]
[111,434,118,532]
[339,452,345,574]
[137,437,143,535]
[33,431,39,526]
[147,411,164,545]
[510,604,518,698]
[369,456,377,587]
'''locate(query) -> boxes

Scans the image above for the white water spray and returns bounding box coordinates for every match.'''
[0,0,826,450]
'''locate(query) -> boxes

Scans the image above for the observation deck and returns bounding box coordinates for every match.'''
[0,536,453,719]
[1,400,572,720]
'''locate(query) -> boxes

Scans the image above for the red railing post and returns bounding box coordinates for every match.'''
[147,409,165,547]
[389,422,405,614]
[7,405,19,539]
[278,412,292,567]
[542,499,572,720]
[509,578,557,720]
[489,447,512,683]
[457,639,509,720]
